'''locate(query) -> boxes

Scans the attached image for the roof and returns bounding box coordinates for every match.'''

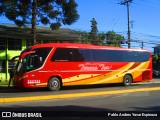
[31,43,151,52]
[153,45,160,48]
[0,24,79,42]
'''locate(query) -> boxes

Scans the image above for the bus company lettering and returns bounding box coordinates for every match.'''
[79,63,112,71]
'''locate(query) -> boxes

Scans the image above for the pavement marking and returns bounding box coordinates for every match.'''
[0,87,160,103]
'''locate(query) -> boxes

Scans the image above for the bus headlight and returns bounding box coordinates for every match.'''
[18,75,28,81]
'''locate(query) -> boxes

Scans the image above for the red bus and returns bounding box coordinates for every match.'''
[13,43,152,91]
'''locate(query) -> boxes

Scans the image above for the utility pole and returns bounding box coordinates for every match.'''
[119,0,132,48]
[78,34,82,43]
[141,41,144,49]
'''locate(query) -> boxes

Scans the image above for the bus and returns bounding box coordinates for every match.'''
[13,43,152,91]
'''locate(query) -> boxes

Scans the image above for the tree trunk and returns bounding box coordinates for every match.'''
[32,0,37,45]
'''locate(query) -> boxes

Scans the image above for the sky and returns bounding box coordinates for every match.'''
[0,0,160,52]
[62,0,160,51]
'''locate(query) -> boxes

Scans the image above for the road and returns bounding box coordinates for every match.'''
[0,79,160,119]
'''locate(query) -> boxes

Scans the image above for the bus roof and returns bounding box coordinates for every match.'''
[30,43,151,53]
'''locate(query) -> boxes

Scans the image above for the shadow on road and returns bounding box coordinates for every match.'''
[132,106,160,111]
[0,83,130,93]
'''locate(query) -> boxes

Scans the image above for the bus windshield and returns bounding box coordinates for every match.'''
[17,53,39,74]
[15,47,52,75]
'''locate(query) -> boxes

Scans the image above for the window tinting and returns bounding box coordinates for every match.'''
[91,50,150,62]
[18,47,52,73]
[0,39,5,50]
[8,39,22,50]
[78,49,91,61]
[51,48,150,62]
[51,48,73,61]
[33,47,52,65]
[51,48,91,62]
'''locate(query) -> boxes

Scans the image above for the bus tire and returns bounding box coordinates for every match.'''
[48,77,61,91]
[123,74,132,86]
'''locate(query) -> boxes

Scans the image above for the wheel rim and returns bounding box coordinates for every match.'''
[51,80,58,88]
[125,78,130,85]
[124,76,131,86]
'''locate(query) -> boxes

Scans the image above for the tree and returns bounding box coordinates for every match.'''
[105,31,123,46]
[0,0,79,45]
[77,30,124,46]
[152,54,159,70]
[90,18,98,44]
[77,31,90,43]
[97,32,106,45]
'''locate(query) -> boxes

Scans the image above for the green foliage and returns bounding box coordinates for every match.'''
[50,22,61,30]
[77,30,124,47]
[153,54,158,64]
[0,0,79,29]
[152,54,160,70]
[90,18,98,42]
[98,32,106,40]
[77,31,90,43]
[105,31,123,46]
[63,0,79,25]
[88,18,123,46]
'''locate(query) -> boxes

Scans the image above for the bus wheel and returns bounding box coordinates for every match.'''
[123,74,132,86]
[48,77,61,91]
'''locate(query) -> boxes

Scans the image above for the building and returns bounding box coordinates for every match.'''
[153,45,160,56]
[0,24,79,84]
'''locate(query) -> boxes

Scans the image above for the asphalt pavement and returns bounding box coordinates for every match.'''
[0,79,160,104]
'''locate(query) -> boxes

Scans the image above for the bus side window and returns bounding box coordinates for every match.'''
[72,49,84,62]
[78,49,91,62]
[51,48,73,62]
